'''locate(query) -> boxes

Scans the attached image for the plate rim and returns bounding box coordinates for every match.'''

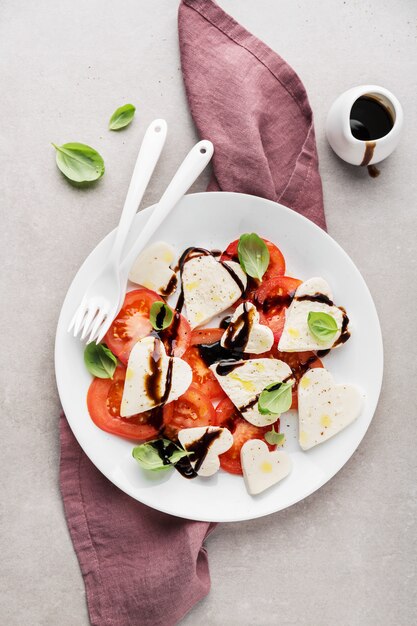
[55,191,384,522]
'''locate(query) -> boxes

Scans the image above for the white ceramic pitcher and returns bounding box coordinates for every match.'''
[326,85,403,166]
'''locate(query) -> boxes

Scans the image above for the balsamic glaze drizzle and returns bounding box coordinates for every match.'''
[222,302,255,352]
[185,428,222,473]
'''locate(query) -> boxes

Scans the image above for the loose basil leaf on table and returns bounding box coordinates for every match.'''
[150,301,174,331]
[132,439,188,472]
[258,381,294,415]
[84,343,117,379]
[264,427,286,446]
[52,142,105,183]
[307,311,338,341]
[237,233,270,281]
[108,103,136,130]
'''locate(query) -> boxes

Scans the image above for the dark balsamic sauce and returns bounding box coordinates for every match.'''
[350,96,393,141]
[350,96,393,179]
[220,315,232,329]
[198,341,244,367]
[296,293,334,306]
[215,360,245,376]
[316,349,331,358]
[222,302,255,352]
[160,274,178,297]
[239,396,259,414]
[185,428,222,473]
[145,339,163,404]
[155,306,167,330]
[333,307,351,347]
[256,290,296,313]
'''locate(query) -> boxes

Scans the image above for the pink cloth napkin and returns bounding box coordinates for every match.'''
[60,1,325,625]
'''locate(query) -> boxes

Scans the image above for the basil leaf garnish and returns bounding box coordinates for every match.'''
[307,311,338,341]
[264,427,286,446]
[84,343,117,379]
[52,142,105,183]
[132,439,188,472]
[109,104,136,130]
[258,381,294,415]
[237,233,270,281]
[150,301,174,331]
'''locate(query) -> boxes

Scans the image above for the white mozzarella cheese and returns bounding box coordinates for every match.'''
[120,336,192,417]
[128,241,177,295]
[177,426,233,477]
[182,255,247,328]
[278,277,345,352]
[297,368,363,450]
[220,302,273,354]
[241,439,292,495]
[210,359,293,427]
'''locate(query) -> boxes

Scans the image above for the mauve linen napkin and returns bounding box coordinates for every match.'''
[60,1,325,625]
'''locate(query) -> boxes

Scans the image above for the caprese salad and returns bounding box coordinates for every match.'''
[85,233,363,496]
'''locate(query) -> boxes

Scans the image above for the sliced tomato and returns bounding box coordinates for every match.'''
[215,397,278,475]
[104,288,191,364]
[87,365,159,441]
[254,348,324,410]
[182,347,226,400]
[162,383,216,441]
[190,328,224,346]
[221,237,286,281]
[254,276,302,343]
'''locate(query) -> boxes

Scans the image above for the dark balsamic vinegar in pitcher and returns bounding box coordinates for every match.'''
[349,96,394,177]
[350,96,394,141]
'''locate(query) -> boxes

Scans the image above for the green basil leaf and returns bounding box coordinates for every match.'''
[84,343,117,379]
[258,381,294,415]
[108,103,136,130]
[307,311,338,341]
[52,142,105,183]
[132,439,188,472]
[264,427,286,446]
[237,233,270,281]
[150,301,174,331]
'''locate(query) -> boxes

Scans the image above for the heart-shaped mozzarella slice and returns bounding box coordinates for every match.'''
[278,277,346,352]
[220,302,273,354]
[128,241,177,296]
[178,426,233,476]
[120,336,192,417]
[298,368,363,450]
[182,255,247,328]
[210,359,293,427]
[241,439,292,495]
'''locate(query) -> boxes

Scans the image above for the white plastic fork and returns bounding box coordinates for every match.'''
[68,118,168,340]
[88,138,214,344]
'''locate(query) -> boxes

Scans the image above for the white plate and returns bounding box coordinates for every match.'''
[55,192,383,522]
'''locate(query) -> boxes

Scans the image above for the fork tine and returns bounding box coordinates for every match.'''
[95,312,114,345]
[68,297,86,334]
[72,301,89,337]
[87,307,108,344]
[80,305,99,340]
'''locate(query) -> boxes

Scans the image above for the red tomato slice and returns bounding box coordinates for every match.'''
[221,237,286,281]
[182,347,226,401]
[87,365,160,441]
[104,288,191,364]
[162,383,217,441]
[190,328,225,346]
[215,397,278,475]
[254,348,324,410]
[254,276,302,343]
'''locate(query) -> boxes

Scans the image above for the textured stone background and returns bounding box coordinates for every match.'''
[1,1,416,624]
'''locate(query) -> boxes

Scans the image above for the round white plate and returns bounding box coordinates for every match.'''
[55,192,383,522]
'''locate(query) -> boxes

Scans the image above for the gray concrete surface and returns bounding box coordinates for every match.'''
[1,1,416,624]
